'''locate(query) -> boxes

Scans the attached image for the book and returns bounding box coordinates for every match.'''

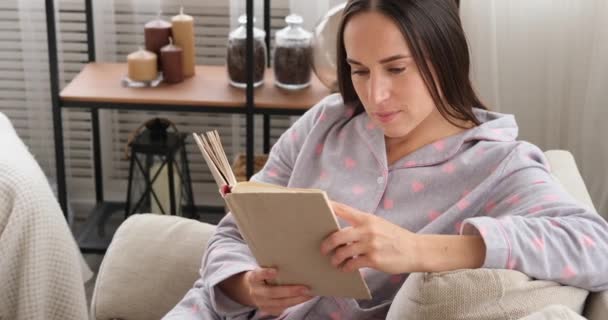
[192,130,372,299]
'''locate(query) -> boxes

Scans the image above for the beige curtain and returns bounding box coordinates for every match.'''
[461,0,608,218]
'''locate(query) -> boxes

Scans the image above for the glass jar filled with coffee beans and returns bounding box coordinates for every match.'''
[273,14,312,90]
[227,14,267,88]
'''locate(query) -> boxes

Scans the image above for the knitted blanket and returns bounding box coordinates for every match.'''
[0,113,91,319]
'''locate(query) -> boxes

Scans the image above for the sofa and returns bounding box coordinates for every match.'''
[90,150,608,320]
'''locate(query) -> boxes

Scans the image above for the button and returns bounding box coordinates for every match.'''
[377,176,384,184]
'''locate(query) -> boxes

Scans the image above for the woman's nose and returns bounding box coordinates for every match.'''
[369,74,391,106]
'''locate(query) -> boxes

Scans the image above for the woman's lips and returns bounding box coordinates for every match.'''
[375,111,401,124]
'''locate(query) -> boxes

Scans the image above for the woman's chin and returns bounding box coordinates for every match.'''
[382,127,413,140]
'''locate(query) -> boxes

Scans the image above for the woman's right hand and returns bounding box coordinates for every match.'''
[242,268,314,316]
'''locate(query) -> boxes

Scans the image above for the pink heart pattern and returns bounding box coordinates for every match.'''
[403,160,417,168]
[383,199,394,210]
[507,258,517,270]
[344,157,357,169]
[433,140,445,151]
[457,198,470,211]
[533,237,545,250]
[581,234,596,248]
[562,265,577,280]
[290,130,299,142]
[507,194,521,206]
[267,168,278,178]
[484,200,496,214]
[352,185,365,195]
[411,181,425,193]
[428,210,441,221]
[319,170,328,180]
[319,111,327,122]
[442,163,456,174]
[315,143,324,156]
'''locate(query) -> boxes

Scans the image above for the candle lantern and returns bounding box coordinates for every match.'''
[124,118,196,219]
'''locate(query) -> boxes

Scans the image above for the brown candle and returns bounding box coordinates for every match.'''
[161,38,184,84]
[144,13,171,68]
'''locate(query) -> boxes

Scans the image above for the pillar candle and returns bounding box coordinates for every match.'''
[171,7,196,77]
[161,38,184,83]
[127,48,157,82]
[144,13,172,69]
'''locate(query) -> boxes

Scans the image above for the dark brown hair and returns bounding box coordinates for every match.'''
[337,0,487,127]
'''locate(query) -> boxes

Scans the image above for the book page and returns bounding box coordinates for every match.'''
[207,131,237,186]
[192,133,228,188]
[232,181,326,194]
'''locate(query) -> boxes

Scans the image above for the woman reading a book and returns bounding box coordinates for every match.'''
[164,0,608,319]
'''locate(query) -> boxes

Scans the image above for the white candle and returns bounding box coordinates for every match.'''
[127,47,158,81]
[171,7,196,77]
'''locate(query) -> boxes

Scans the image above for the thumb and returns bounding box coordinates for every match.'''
[330,201,366,226]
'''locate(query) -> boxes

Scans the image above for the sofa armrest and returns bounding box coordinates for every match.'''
[544,150,595,210]
[584,291,608,320]
[544,150,608,320]
[91,214,216,320]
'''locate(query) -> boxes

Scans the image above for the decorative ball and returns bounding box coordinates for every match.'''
[311,2,346,92]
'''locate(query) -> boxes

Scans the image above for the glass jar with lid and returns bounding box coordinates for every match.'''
[227,14,267,88]
[273,14,312,90]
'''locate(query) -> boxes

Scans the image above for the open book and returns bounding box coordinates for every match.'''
[192,130,371,299]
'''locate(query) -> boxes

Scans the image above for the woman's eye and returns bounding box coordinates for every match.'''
[351,70,369,76]
[388,67,406,74]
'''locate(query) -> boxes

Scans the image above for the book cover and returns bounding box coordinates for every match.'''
[193,131,371,299]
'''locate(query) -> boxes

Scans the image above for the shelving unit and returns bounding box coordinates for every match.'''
[44,0,330,252]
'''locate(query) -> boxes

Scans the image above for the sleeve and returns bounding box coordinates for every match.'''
[165,96,332,317]
[461,143,608,292]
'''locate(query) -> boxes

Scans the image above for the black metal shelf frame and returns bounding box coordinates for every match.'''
[44,0,306,252]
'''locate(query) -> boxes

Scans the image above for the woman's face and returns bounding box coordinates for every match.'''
[343,11,439,139]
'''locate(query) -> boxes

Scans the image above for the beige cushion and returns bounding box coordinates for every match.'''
[91,214,216,320]
[545,150,605,320]
[387,269,589,320]
[519,305,587,320]
[544,150,595,209]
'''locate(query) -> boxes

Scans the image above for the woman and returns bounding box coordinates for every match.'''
[164,0,608,319]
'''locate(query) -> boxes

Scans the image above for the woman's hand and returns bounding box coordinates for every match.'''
[320,201,420,274]
[242,268,314,316]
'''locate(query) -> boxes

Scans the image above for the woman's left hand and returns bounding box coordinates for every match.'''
[320,201,419,274]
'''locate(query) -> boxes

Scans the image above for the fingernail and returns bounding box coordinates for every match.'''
[300,288,311,295]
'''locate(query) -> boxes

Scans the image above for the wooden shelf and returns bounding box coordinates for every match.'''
[60,63,331,111]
